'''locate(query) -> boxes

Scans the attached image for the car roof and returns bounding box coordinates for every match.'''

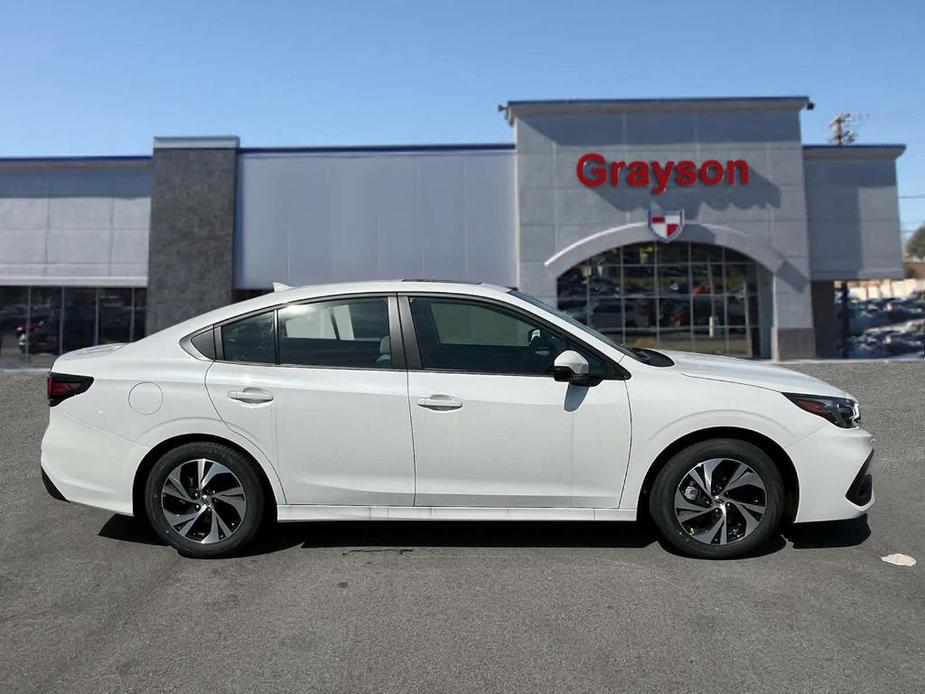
[268,279,512,303]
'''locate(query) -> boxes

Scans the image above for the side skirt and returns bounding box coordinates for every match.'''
[276,505,637,522]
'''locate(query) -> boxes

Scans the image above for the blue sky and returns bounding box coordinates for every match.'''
[2,1,923,236]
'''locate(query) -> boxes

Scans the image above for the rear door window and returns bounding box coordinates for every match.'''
[278,298,392,368]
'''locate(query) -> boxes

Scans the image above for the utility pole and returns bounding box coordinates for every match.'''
[829,113,859,145]
[832,112,859,357]
[840,281,851,358]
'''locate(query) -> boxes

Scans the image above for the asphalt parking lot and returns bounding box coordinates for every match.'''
[1,362,923,693]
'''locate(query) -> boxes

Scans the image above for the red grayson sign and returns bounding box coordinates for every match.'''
[576,153,749,194]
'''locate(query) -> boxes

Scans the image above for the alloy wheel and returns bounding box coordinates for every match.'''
[674,458,767,546]
[160,458,247,544]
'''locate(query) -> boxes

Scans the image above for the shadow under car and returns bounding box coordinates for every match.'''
[98,513,871,558]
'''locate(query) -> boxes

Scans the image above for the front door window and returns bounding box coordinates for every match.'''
[408,296,605,377]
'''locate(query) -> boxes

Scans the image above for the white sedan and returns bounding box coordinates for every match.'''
[41,281,874,559]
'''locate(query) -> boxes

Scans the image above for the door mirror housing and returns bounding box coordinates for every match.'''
[553,350,592,386]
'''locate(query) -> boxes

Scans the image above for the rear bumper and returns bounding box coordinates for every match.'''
[787,424,875,523]
[41,411,142,516]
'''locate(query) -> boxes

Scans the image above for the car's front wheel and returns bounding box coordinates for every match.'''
[144,442,265,558]
[648,438,784,559]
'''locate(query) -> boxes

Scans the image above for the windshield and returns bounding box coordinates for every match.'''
[508,289,639,360]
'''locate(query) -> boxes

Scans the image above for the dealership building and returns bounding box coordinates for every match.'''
[0,96,906,365]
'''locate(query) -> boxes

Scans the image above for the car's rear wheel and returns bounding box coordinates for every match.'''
[648,438,784,559]
[144,442,265,558]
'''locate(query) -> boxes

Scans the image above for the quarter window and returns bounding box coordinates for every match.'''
[278,298,392,368]
[221,311,275,364]
[409,297,603,376]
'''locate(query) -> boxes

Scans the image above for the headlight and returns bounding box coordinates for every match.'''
[783,393,859,428]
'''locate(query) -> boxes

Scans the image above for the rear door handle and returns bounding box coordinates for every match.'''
[416,395,463,411]
[228,388,274,404]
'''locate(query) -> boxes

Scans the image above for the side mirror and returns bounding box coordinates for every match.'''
[553,350,591,385]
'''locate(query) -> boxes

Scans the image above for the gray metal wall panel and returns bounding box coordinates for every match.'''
[804,157,904,280]
[235,151,516,288]
[0,164,150,285]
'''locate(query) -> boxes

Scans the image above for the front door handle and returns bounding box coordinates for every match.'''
[416,395,463,411]
[228,388,274,404]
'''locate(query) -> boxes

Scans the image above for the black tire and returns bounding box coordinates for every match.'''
[648,438,784,559]
[144,442,265,558]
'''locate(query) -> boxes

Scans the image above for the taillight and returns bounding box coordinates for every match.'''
[47,372,94,407]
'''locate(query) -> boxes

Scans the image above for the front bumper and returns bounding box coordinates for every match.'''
[845,451,874,506]
[41,468,69,502]
[786,423,875,523]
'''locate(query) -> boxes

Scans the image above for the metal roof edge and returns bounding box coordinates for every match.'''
[153,136,240,150]
[803,144,905,160]
[239,143,515,155]
[0,155,151,167]
[502,96,812,123]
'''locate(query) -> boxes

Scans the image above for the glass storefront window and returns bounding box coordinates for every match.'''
[622,243,656,265]
[727,296,748,326]
[691,264,723,295]
[0,285,148,367]
[589,297,625,337]
[556,242,760,357]
[624,297,655,330]
[727,327,753,356]
[557,267,585,301]
[595,248,622,265]
[625,328,657,349]
[624,266,656,295]
[0,287,29,367]
[99,288,133,344]
[657,265,689,295]
[595,264,621,286]
[691,245,724,263]
[659,298,690,328]
[656,243,689,264]
[658,328,693,352]
[725,265,750,294]
[132,288,146,342]
[692,296,723,327]
[62,288,97,353]
[28,288,63,365]
[693,328,727,353]
[724,248,751,263]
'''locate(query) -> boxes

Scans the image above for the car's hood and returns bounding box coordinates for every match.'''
[658,350,853,399]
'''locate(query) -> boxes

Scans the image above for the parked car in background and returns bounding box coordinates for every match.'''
[837,292,925,358]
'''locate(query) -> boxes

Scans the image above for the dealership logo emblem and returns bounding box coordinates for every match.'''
[648,210,685,242]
